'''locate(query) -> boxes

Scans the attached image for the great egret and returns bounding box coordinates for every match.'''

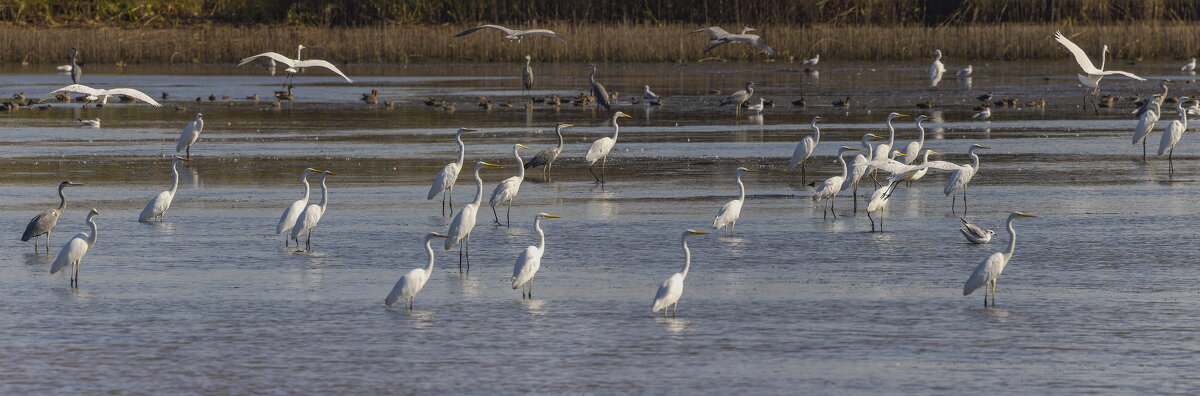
[238,45,354,85]
[276,168,320,247]
[385,232,450,309]
[139,156,190,222]
[747,98,766,114]
[454,24,567,42]
[521,55,534,93]
[789,116,822,181]
[1053,31,1145,113]
[866,178,903,232]
[490,144,533,226]
[964,212,1037,307]
[78,118,100,128]
[873,113,909,162]
[43,84,162,107]
[652,230,710,316]
[720,82,756,115]
[1134,81,1169,118]
[50,208,100,287]
[693,26,775,55]
[813,146,859,219]
[960,218,996,244]
[585,111,633,184]
[712,167,756,236]
[511,213,562,299]
[643,85,660,102]
[972,107,992,121]
[1184,58,1197,72]
[68,48,81,84]
[586,64,612,111]
[803,54,820,65]
[1133,95,1163,160]
[22,181,83,253]
[956,65,973,77]
[929,50,946,86]
[524,123,572,176]
[291,170,337,252]
[175,113,205,159]
[902,115,931,164]
[843,134,885,213]
[1158,100,1192,175]
[924,144,990,215]
[428,128,478,216]
[446,162,501,273]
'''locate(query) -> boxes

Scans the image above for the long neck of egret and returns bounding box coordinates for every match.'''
[916,119,926,146]
[610,114,621,142]
[454,131,466,167]
[837,150,852,180]
[300,172,311,202]
[513,145,526,180]
[555,126,564,150]
[968,146,982,171]
[85,212,98,247]
[860,136,874,158]
[317,174,330,211]
[57,183,68,211]
[735,170,746,202]
[1179,103,1189,130]
[1004,215,1019,259]
[534,216,546,252]
[423,234,437,274]
[471,165,485,206]
[885,118,896,147]
[680,233,693,278]
[168,160,182,196]
[811,120,820,144]
[296,45,304,61]
[1098,47,1106,71]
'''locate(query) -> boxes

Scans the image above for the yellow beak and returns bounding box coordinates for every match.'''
[1017,213,1038,218]
[543,214,562,218]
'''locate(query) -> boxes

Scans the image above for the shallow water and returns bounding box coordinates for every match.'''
[2,60,1199,393]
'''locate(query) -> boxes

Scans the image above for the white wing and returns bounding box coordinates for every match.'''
[693,27,732,38]
[294,59,354,83]
[44,84,160,106]
[427,163,460,199]
[964,252,1007,295]
[455,24,516,37]
[50,234,89,274]
[238,52,297,68]
[276,199,308,234]
[512,246,542,288]
[652,274,684,312]
[176,120,202,152]
[139,191,173,222]
[915,160,967,172]
[1094,70,1145,81]
[522,29,566,42]
[1053,31,1101,75]
[445,204,478,250]
[1159,120,1185,155]
[585,138,615,164]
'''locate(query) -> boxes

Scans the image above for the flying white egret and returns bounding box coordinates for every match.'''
[43,84,162,107]
[50,208,99,287]
[78,118,100,128]
[1133,95,1163,160]
[490,144,533,226]
[1158,99,1192,175]
[929,50,946,86]
[693,26,775,55]
[923,144,991,215]
[866,178,903,232]
[902,115,932,164]
[139,156,190,222]
[521,55,534,93]
[511,213,562,299]
[276,168,320,247]
[960,218,996,244]
[585,111,633,184]
[712,167,756,236]
[446,162,501,273]
[843,134,885,213]
[237,45,354,85]
[1053,31,1145,112]
[803,54,820,65]
[643,85,660,102]
[454,24,567,42]
[720,82,756,115]
[175,113,205,159]
[652,230,710,316]
[789,116,822,181]
[428,128,478,216]
[22,181,83,253]
[898,149,940,185]
[964,212,1037,307]
[972,107,992,121]
[586,64,611,111]
[291,170,337,252]
[67,47,81,84]
[1184,58,1197,72]
[385,232,450,309]
[813,146,859,219]
[524,123,572,176]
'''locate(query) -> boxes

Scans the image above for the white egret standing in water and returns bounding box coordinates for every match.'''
[139,156,190,222]
[964,212,1037,307]
[50,208,100,287]
[843,134,884,213]
[790,116,822,181]
[446,162,501,273]
[511,213,562,299]
[175,113,205,159]
[1132,95,1163,160]
[291,170,337,252]
[923,144,991,215]
[385,232,450,310]
[585,112,633,183]
[490,144,533,226]
[652,230,710,316]
[712,167,755,236]
[1158,99,1192,175]
[22,181,84,253]
[813,146,859,219]
[276,168,320,247]
[902,115,931,164]
[428,128,477,216]
[865,178,903,232]
[929,50,946,86]
[873,113,909,162]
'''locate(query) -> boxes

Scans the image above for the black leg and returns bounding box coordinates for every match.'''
[492,204,500,225]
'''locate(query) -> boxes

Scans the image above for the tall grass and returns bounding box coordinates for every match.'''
[3,23,1200,64]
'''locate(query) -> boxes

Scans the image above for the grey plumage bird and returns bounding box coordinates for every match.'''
[524,123,573,175]
[522,55,534,92]
[22,181,83,253]
[68,48,82,84]
[720,82,756,114]
[587,64,611,111]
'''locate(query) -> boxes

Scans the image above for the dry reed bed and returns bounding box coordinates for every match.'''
[3,23,1200,64]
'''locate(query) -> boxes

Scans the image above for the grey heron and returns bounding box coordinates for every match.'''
[454,24,566,42]
[68,48,81,84]
[720,82,756,115]
[587,64,611,111]
[22,181,84,253]
[693,26,774,55]
[524,123,572,176]
[522,55,534,93]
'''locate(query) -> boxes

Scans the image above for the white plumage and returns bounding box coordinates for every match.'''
[652,230,709,315]
[43,84,162,107]
[428,128,476,215]
[139,157,189,222]
[385,232,448,309]
[291,170,336,251]
[712,167,755,235]
[238,45,353,83]
[445,162,500,272]
[50,208,99,287]
[175,113,205,158]
[276,168,319,245]
[585,112,632,183]
[511,213,561,298]
[963,213,1037,307]
[789,116,821,171]
[489,144,532,225]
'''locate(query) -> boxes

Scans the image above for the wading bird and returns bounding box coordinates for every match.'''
[720,82,755,115]
[866,178,903,232]
[643,85,660,102]
[873,113,909,162]
[511,213,562,299]
[1053,31,1145,113]
[524,123,572,176]
[843,134,885,213]
[585,111,633,183]
[964,212,1037,307]
[291,170,337,252]
[902,115,931,164]
[586,64,611,111]
[175,113,205,159]
[960,218,996,244]
[490,144,533,226]
[385,232,449,310]
[1158,100,1192,175]
[1183,58,1197,72]
[22,181,83,253]
[1132,95,1163,160]
[652,230,710,317]
[67,47,81,84]
[50,208,100,287]
[454,24,566,42]
[712,167,755,236]
[925,144,991,215]
[789,116,822,181]
[747,98,765,114]
[276,168,320,247]
[929,50,946,86]
[972,107,992,121]
[693,26,775,55]
[43,84,162,107]
[956,65,973,77]
[803,54,820,66]
[521,55,534,93]
[139,156,190,222]
[428,128,477,216]
[446,162,500,273]
[813,146,859,219]
[238,45,354,86]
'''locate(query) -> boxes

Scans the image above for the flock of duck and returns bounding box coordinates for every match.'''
[13,27,1195,314]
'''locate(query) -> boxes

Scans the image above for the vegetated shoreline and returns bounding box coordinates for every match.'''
[1,22,1199,65]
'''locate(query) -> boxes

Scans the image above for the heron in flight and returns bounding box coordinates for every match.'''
[238,45,354,86]
[692,26,775,55]
[455,25,566,42]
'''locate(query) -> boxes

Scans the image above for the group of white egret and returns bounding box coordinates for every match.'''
[22,28,1195,314]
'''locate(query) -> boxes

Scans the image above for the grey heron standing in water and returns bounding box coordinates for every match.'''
[524,123,572,176]
[68,47,82,84]
[522,55,534,94]
[22,181,84,253]
[720,82,755,115]
[587,64,611,111]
